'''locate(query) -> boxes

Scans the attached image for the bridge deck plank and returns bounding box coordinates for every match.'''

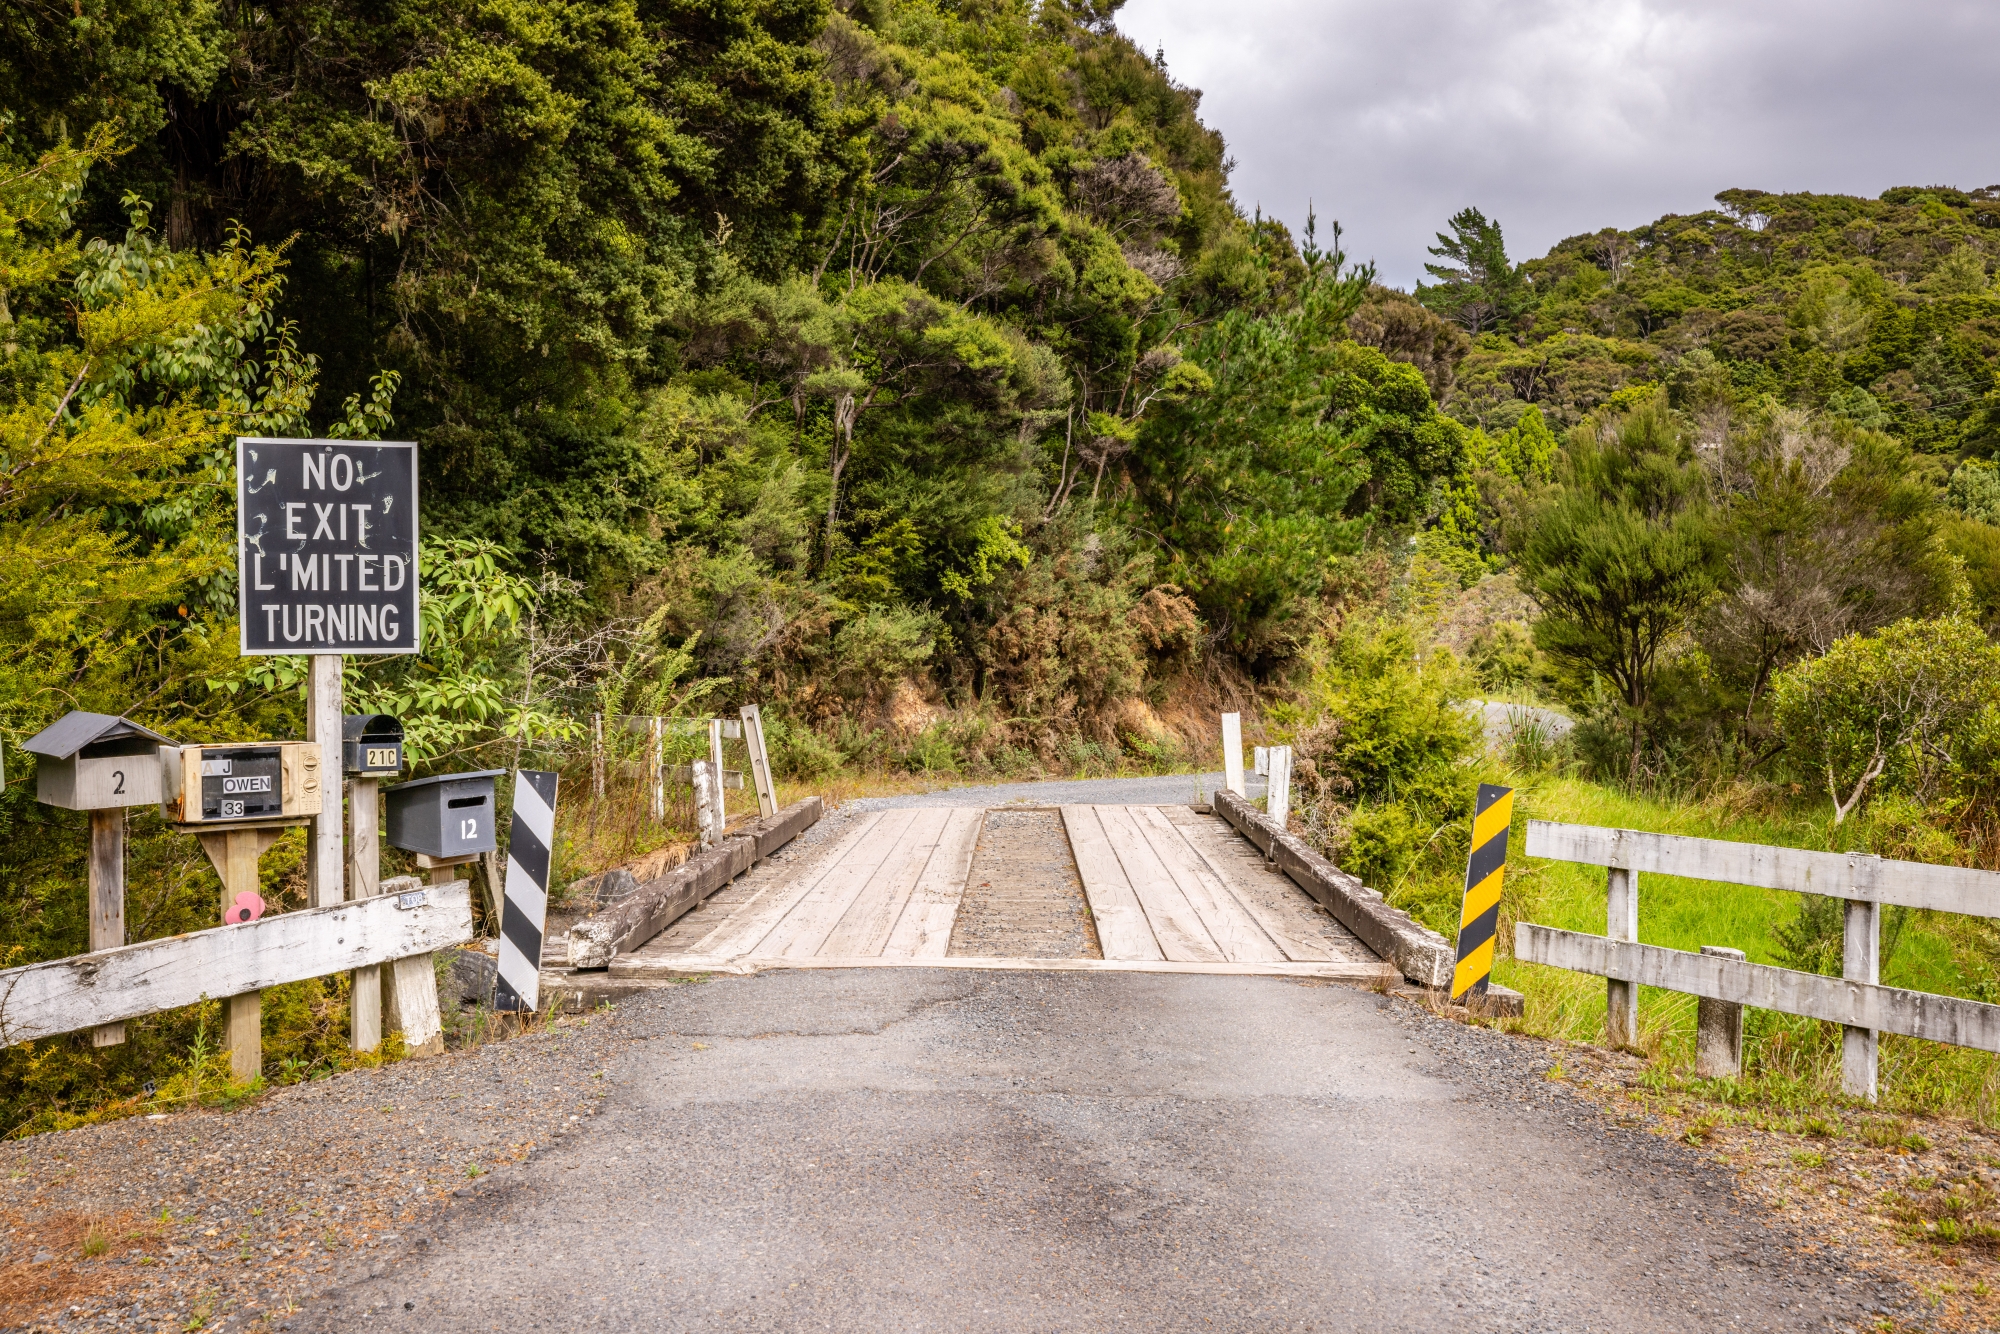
[1130,806,1286,963]
[758,808,923,959]
[1093,805,1224,963]
[684,812,889,959]
[1061,806,1165,961]
[820,808,954,957]
[885,808,985,958]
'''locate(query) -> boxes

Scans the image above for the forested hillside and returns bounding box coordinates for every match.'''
[1398,190,2000,788]
[2,0,1475,762]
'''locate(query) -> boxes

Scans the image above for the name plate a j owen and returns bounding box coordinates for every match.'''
[237,438,419,655]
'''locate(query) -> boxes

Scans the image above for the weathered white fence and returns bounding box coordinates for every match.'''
[1516,820,2000,1100]
[0,881,472,1050]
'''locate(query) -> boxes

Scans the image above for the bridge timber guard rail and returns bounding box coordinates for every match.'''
[1518,820,2000,1100]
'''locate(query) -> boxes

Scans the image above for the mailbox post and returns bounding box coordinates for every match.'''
[159,740,323,1080]
[383,769,502,1055]
[24,712,177,1047]
[341,716,405,1052]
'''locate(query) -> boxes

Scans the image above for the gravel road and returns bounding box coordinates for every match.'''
[290,969,1896,1333]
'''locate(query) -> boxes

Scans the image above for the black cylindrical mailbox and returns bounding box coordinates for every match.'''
[384,769,505,858]
[342,714,405,777]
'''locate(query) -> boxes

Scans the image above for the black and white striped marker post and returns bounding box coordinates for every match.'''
[495,770,559,1013]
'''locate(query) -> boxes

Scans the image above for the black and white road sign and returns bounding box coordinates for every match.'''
[495,770,559,1013]
[237,437,419,655]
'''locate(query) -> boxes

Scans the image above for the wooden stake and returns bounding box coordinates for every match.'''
[592,712,605,799]
[197,826,284,1082]
[88,810,125,1047]
[708,717,727,833]
[1266,746,1293,832]
[349,778,382,1052]
[306,654,344,907]
[741,704,777,818]
[650,716,664,822]
[1221,712,1244,797]
[692,759,716,849]
[384,864,451,1057]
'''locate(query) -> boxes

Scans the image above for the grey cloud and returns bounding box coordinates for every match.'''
[1117,0,2000,288]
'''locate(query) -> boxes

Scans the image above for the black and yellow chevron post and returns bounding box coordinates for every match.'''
[1452,783,1514,1003]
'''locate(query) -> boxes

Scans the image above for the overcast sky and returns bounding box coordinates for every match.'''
[1116,0,2000,290]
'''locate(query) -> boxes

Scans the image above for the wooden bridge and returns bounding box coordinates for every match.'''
[578,796,1436,988]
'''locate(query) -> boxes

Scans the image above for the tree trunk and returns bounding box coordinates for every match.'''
[825,392,857,561]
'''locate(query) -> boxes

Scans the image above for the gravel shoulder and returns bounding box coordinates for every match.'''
[0,1015,626,1332]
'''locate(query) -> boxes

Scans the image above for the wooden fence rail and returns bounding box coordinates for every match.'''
[1519,819,2000,1101]
[1526,821,2000,917]
[1517,926,2000,1052]
[0,882,472,1047]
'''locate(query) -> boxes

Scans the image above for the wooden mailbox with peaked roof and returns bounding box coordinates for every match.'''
[24,712,176,811]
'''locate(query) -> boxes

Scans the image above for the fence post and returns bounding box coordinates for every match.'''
[1695,946,1746,1077]
[88,810,125,1047]
[592,712,605,799]
[1844,866,1880,1100]
[650,716,665,822]
[1267,746,1293,830]
[742,704,778,818]
[708,718,727,832]
[384,863,450,1056]
[197,827,282,1081]
[1605,849,1639,1048]
[349,778,383,1052]
[1221,712,1245,796]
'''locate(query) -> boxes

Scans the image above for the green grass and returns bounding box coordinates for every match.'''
[1446,771,2000,1120]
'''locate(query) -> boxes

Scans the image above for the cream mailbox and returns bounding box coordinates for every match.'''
[384,770,504,859]
[159,741,324,825]
[24,712,176,810]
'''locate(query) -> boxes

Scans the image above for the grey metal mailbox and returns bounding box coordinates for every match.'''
[342,714,404,778]
[25,712,176,810]
[384,769,505,859]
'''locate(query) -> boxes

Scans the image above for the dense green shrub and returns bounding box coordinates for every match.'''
[1771,616,2000,824]
[1279,614,1483,929]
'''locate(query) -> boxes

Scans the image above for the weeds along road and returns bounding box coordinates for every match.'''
[306,969,1891,1333]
